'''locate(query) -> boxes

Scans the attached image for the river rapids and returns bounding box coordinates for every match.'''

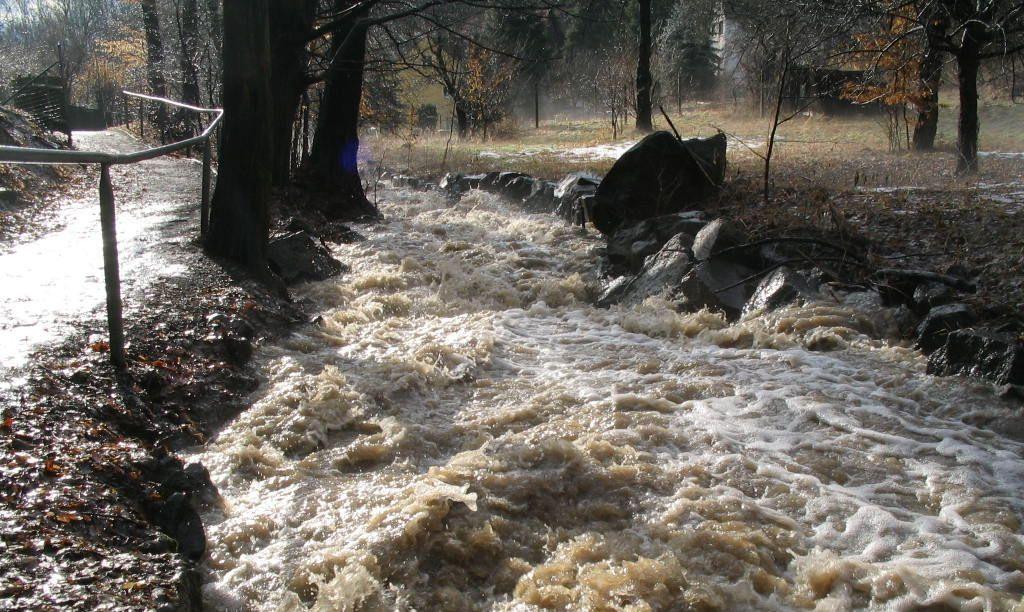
[196,187,1024,611]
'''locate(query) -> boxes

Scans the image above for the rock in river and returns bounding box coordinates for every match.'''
[916,303,977,353]
[267,231,347,285]
[598,234,693,307]
[742,266,817,317]
[928,328,1024,387]
[606,211,709,274]
[591,131,727,235]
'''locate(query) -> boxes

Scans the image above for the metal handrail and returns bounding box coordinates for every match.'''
[0,91,224,369]
[0,60,61,106]
[0,91,224,165]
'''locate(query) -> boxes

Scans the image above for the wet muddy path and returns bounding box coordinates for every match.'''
[0,129,202,375]
[0,129,266,610]
[198,188,1024,610]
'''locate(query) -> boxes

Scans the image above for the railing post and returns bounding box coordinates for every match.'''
[201,138,211,240]
[98,164,126,369]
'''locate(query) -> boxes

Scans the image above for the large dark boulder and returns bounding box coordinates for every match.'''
[267,231,347,285]
[155,492,206,561]
[928,329,1024,387]
[440,173,491,197]
[592,131,727,235]
[916,304,977,353]
[912,282,956,315]
[606,211,709,274]
[503,175,539,201]
[492,171,531,192]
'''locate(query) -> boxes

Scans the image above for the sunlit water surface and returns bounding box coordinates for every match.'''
[198,187,1024,611]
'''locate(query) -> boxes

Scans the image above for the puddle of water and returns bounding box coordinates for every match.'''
[198,187,1024,611]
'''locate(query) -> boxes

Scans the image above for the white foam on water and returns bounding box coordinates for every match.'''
[197,187,1024,611]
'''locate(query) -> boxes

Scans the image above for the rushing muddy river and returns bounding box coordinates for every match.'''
[197,187,1024,611]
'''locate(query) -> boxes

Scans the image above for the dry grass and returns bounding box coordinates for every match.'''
[365,100,1024,183]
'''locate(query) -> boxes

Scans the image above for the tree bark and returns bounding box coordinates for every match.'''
[206,0,222,47]
[307,14,375,218]
[913,11,946,151]
[268,0,317,187]
[178,0,201,106]
[207,0,275,276]
[956,25,983,173]
[176,0,202,143]
[534,81,540,129]
[455,100,470,137]
[140,0,168,137]
[635,0,653,132]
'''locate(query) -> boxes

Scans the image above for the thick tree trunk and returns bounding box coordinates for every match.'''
[913,12,946,151]
[635,0,653,132]
[307,17,375,218]
[207,0,274,276]
[956,30,982,173]
[178,0,201,106]
[176,0,201,142]
[912,74,941,151]
[456,101,470,138]
[268,0,316,187]
[140,0,168,137]
[203,0,222,108]
[206,0,222,47]
[534,82,540,129]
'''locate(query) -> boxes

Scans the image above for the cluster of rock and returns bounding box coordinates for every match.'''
[434,130,1021,396]
[441,169,602,223]
[440,131,728,230]
[597,213,1021,393]
[267,230,348,285]
[907,288,1023,392]
[266,216,363,288]
[599,216,824,317]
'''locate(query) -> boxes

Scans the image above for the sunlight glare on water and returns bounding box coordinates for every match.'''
[198,186,1024,611]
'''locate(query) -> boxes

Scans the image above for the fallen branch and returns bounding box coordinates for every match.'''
[706,237,867,264]
[659,105,682,141]
[712,257,873,295]
[872,268,976,293]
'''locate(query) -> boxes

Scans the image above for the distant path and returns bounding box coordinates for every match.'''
[0,129,204,376]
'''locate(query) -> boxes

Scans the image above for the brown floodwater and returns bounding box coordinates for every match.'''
[196,187,1024,611]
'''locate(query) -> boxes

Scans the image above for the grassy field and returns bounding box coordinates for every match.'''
[366,100,1024,187]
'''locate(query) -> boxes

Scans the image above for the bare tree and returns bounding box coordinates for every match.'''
[139,0,169,138]
[854,0,1024,172]
[727,0,860,202]
[913,2,947,150]
[635,0,653,131]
